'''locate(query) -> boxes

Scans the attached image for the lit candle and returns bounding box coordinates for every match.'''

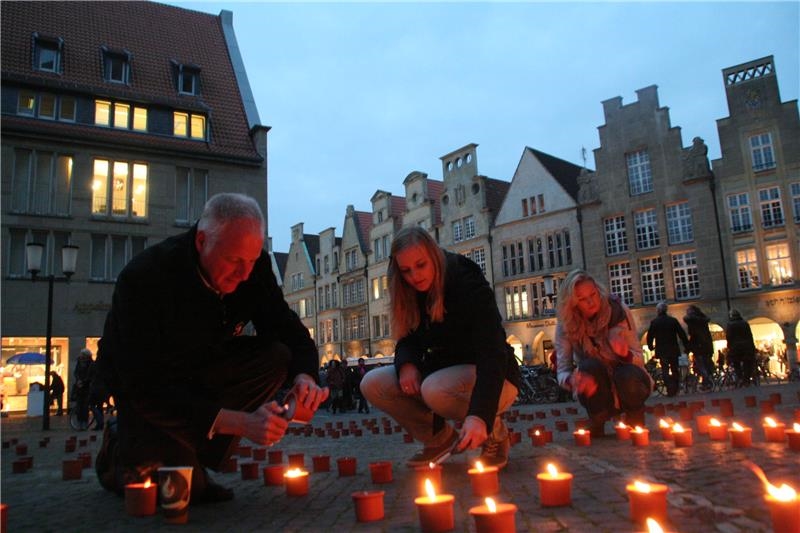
[671,423,693,447]
[369,461,393,484]
[536,463,573,507]
[469,497,518,533]
[615,422,631,441]
[468,461,500,497]
[749,463,800,533]
[763,417,786,443]
[531,429,547,447]
[658,418,673,440]
[124,479,157,516]
[707,418,728,441]
[729,422,752,448]
[414,478,455,533]
[786,423,800,452]
[415,463,442,493]
[351,490,385,522]
[284,468,309,497]
[626,480,668,524]
[645,517,665,533]
[573,429,592,447]
[631,426,650,447]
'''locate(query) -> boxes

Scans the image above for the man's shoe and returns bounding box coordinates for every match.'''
[193,480,234,505]
[406,431,458,467]
[478,433,510,469]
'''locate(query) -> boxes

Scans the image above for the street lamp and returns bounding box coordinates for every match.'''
[26,242,78,430]
[542,274,556,314]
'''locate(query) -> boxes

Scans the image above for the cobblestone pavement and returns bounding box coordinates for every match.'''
[2,382,798,532]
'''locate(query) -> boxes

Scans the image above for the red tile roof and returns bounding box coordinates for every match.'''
[1,1,261,161]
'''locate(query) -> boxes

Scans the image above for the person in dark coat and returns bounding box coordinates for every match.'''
[360,227,521,469]
[647,302,689,397]
[94,193,328,504]
[354,358,370,414]
[73,349,93,428]
[49,371,65,416]
[683,305,715,390]
[725,309,757,387]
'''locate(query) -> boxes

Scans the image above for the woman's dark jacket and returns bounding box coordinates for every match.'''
[97,226,319,441]
[683,313,714,357]
[393,252,521,429]
[725,318,756,360]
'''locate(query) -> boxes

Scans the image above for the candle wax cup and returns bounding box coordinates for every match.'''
[468,466,499,497]
[626,483,668,524]
[124,483,157,516]
[415,465,443,493]
[415,494,455,533]
[673,429,693,447]
[765,494,800,533]
[631,429,650,447]
[537,472,573,507]
[615,425,631,440]
[763,423,786,443]
[284,471,309,497]
[695,414,712,434]
[729,427,753,448]
[369,461,393,484]
[786,430,800,451]
[263,465,285,486]
[352,491,385,522]
[707,423,728,441]
[469,502,518,533]
[573,431,591,446]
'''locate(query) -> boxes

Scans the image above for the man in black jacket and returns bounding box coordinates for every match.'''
[95,193,328,504]
[647,302,689,397]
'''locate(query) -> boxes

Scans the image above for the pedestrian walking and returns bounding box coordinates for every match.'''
[647,302,689,397]
[726,309,757,387]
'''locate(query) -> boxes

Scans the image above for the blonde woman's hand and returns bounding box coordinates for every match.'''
[571,370,598,397]
[398,363,421,395]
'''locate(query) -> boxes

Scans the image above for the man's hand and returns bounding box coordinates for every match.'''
[215,402,289,446]
[291,373,329,410]
[457,415,488,451]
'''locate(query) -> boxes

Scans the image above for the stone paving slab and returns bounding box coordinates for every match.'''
[2,382,798,532]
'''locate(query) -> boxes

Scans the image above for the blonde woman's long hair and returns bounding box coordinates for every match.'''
[556,269,615,361]
[388,226,446,340]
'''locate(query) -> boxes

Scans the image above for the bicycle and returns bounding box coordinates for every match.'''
[645,360,667,396]
[69,402,97,430]
[515,365,562,405]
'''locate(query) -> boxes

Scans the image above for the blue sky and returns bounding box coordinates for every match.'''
[172,1,799,252]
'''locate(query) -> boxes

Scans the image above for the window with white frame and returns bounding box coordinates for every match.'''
[323,255,329,274]
[102,49,131,84]
[91,159,148,218]
[177,65,200,95]
[38,94,56,119]
[90,233,146,281]
[735,249,760,290]
[175,167,207,224]
[536,238,544,270]
[504,285,529,320]
[373,235,390,261]
[521,198,529,217]
[749,132,776,171]
[502,242,524,277]
[34,36,62,72]
[173,111,206,140]
[530,282,542,317]
[60,96,75,121]
[331,282,338,306]
[17,91,75,122]
[11,149,72,216]
[466,248,486,275]
[727,193,752,232]
[318,287,324,312]
[371,277,380,300]
[765,243,793,285]
[759,187,785,228]
[324,285,331,309]
[564,230,572,266]
[345,249,358,271]
[604,215,628,255]
[6,229,73,278]
[290,272,303,291]
[547,235,555,268]
[95,99,147,130]
[627,149,653,195]
[639,256,665,304]
[527,239,538,272]
[666,202,693,244]
[608,262,633,306]
[464,216,476,239]
[791,183,800,223]
[372,316,383,338]
[634,208,660,250]
[452,219,464,242]
[17,90,35,116]
[672,251,699,300]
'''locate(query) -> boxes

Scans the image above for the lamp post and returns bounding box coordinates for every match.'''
[26,242,78,430]
[542,274,557,314]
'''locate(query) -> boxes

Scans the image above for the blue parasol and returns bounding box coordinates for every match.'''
[6,352,53,365]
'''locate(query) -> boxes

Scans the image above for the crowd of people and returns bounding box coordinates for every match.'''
[317,357,372,414]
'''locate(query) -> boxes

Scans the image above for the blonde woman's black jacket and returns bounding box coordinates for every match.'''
[96,226,318,442]
[393,252,521,429]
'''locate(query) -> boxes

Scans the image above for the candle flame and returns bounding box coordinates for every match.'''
[546,463,558,476]
[425,478,436,499]
[672,423,684,433]
[634,426,644,433]
[710,418,721,427]
[485,497,497,513]
[659,419,670,428]
[794,423,800,432]
[143,479,151,489]
[646,517,664,533]
[764,417,777,427]
[577,429,586,435]
[285,468,303,478]
[745,461,798,502]
[428,462,435,469]
[475,461,484,472]
[617,421,627,429]
[732,422,745,432]
[633,480,652,493]
[534,430,541,436]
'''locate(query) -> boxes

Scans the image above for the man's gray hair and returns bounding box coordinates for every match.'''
[197,193,266,238]
[656,301,668,315]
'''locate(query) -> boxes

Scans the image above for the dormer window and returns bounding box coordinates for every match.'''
[177,64,200,95]
[34,34,63,73]
[102,47,131,84]
[173,111,206,140]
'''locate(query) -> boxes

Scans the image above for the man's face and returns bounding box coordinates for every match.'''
[195,221,264,295]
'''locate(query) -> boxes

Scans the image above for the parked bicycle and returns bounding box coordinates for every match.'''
[515,364,561,405]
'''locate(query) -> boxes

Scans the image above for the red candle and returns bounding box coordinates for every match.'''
[531,429,547,447]
[369,461,393,484]
[631,426,650,447]
[240,461,259,480]
[764,483,800,533]
[284,468,309,497]
[573,429,591,446]
[288,453,305,469]
[658,419,673,440]
[62,459,82,480]
[626,480,668,524]
[707,418,728,441]
[268,450,283,464]
[671,423,693,447]
[469,497,518,533]
[729,422,752,448]
[695,414,712,435]
[237,444,252,457]
[124,479,157,516]
[263,464,285,486]
[312,455,330,472]
[337,456,357,477]
[468,461,500,497]
[415,463,443,493]
[763,417,786,443]
[615,422,631,441]
[352,490,385,522]
[536,463,573,507]
[252,447,267,461]
[786,423,800,452]
[414,479,455,533]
